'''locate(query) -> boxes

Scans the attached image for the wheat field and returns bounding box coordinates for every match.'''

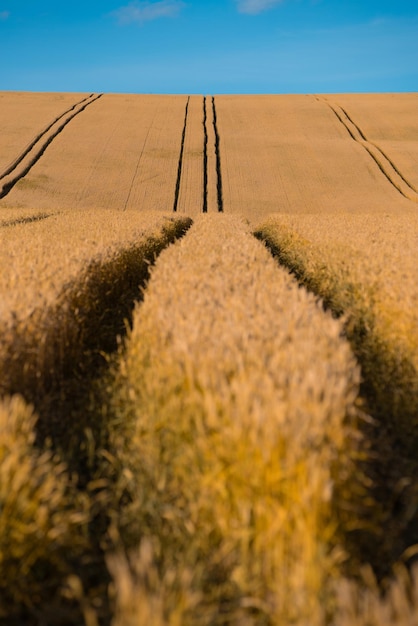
[1,91,418,625]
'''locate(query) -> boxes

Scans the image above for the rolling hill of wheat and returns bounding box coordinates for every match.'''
[1,91,418,625]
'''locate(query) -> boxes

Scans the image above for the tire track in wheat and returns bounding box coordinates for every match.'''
[212,97,224,212]
[319,96,418,203]
[0,93,102,199]
[203,95,220,213]
[0,94,94,181]
[203,97,209,213]
[0,212,55,228]
[173,97,190,212]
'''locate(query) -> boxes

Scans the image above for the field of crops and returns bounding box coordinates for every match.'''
[1,91,418,625]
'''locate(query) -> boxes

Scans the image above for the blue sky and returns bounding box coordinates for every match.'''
[0,0,417,94]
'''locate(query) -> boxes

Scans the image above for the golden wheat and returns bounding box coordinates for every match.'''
[0,395,89,617]
[0,211,191,621]
[325,93,418,193]
[255,211,418,599]
[0,211,181,324]
[0,95,189,211]
[0,91,88,173]
[215,94,415,220]
[1,90,418,625]
[106,214,361,625]
[0,210,191,469]
[255,211,418,434]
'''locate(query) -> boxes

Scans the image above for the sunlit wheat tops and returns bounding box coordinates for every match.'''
[0,209,191,419]
[107,214,361,625]
[0,210,179,323]
[255,211,418,436]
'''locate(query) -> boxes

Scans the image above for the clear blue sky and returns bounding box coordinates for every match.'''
[1,0,417,94]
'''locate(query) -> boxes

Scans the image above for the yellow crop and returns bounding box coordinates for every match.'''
[1,90,418,624]
[1,211,191,407]
[0,395,88,615]
[255,212,418,438]
[106,215,361,625]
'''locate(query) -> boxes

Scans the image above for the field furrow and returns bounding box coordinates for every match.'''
[0,94,102,199]
[0,95,188,211]
[202,97,209,212]
[106,214,361,624]
[322,97,418,202]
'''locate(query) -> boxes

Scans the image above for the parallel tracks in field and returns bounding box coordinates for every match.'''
[173,95,223,213]
[0,92,224,213]
[320,96,418,203]
[0,93,102,199]
[2,93,418,212]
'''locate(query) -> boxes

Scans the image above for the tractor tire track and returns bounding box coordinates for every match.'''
[203,97,209,213]
[0,94,95,181]
[0,212,56,228]
[173,97,190,212]
[204,96,221,213]
[0,93,103,199]
[319,96,418,203]
[173,95,221,214]
[212,97,224,212]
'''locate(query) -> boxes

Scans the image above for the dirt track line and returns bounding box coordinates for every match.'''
[0,94,95,181]
[339,104,418,194]
[202,97,209,213]
[212,97,224,212]
[0,93,103,199]
[320,97,418,203]
[173,97,190,212]
[0,212,55,228]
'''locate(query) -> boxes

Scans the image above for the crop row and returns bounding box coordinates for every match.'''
[105,215,362,624]
[1,210,191,455]
[0,211,192,622]
[1,91,418,624]
[256,212,418,575]
[104,214,418,625]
